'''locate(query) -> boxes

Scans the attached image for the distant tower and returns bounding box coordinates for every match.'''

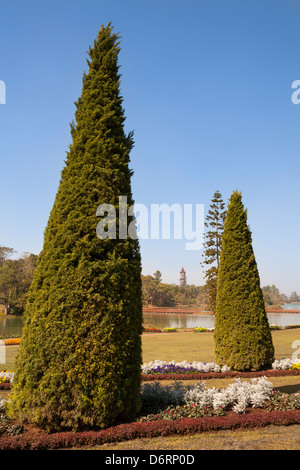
[179,267,187,287]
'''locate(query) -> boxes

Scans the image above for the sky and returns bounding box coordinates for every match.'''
[0,0,299,295]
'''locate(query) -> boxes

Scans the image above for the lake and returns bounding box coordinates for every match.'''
[144,310,300,330]
[281,304,300,310]
[0,316,23,338]
[1,304,300,337]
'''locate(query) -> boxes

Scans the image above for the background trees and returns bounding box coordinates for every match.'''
[262,285,288,306]
[141,273,206,308]
[8,24,143,431]
[214,190,274,371]
[0,248,37,314]
[201,190,226,313]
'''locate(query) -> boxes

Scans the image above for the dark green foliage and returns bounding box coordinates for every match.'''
[201,190,226,313]
[214,190,274,371]
[8,24,143,431]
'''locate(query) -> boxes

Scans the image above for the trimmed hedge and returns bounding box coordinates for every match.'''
[1,410,300,450]
[142,369,300,381]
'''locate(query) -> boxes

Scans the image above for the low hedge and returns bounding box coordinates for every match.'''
[0,383,10,390]
[1,410,300,450]
[142,369,300,381]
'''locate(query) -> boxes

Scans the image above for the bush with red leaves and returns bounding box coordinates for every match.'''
[142,369,300,381]
[1,410,300,450]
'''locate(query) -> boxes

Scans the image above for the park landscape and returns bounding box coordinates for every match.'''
[0,22,300,452]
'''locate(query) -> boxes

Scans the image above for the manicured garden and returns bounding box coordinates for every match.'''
[1,328,300,449]
[0,24,298,451]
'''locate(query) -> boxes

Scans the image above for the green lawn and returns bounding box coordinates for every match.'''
[1,328,300,371]
[142,328,300,364]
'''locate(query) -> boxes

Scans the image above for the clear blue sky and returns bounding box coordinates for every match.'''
[0,0,299,295]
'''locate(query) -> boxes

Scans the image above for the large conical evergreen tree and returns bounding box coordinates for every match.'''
[214,190,274,371]
[8,24,143,431]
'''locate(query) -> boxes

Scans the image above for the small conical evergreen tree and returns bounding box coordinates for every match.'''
[214,190,274,371]
[8,24,143,430]
[201,190,226,313]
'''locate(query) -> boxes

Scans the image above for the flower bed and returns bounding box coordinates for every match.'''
[0,372,14,388]
[1,374,300,449]
[141,358,300,381]
[0,333,20,341]
[193,327,213,333]
[0,410,300,450]
[139,376,300,418]
[2,338,21,345]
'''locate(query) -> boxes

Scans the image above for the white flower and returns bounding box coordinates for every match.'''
[0,399,8,413]
[183,376,274,414]
[141,360,231,374]
[0,371,14,383]
[272,358,293,370]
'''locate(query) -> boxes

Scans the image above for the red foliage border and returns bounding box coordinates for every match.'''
[142,369,300,381]
[0,410,300,450]
[0,383,10,390]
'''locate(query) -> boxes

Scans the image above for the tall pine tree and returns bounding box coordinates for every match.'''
[201,190,226,313]
[214,190,274,371]
[8,24,143,431]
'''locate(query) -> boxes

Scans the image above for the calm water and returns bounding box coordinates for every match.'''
[1,305,300,337]
[0,316,23,337]
[281,303,300,310]
[144,312,300,329]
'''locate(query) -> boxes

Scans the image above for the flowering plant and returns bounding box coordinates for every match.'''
[0,371,14,384]
[140,376,276,419]
[3,338,21,345]
[141,360,231,375]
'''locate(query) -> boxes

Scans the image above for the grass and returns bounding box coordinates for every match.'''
[78,425,300,450]
[142,328,300,364]
[1,328,300,371]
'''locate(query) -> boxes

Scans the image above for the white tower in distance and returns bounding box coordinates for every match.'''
[179,267,187,287]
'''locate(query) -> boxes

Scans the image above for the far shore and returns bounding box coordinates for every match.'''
[143,307,300,314]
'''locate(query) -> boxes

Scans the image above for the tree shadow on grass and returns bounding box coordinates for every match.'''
[274,383,300,394]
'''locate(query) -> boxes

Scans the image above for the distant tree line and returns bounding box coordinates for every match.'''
[261,285,288,306]
[0,245,37,314]
[0,243,295,313]
[142,271,207,308]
